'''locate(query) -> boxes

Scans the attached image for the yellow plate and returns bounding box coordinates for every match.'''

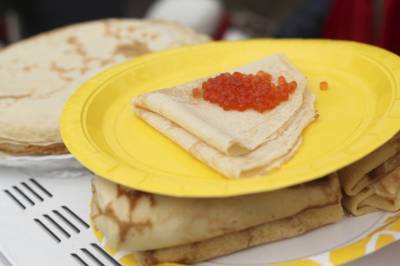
[61,39,400,197]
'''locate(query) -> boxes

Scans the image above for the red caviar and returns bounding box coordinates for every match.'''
[320,81,328,91]
[193,71,297,112]
[192,88,202,98]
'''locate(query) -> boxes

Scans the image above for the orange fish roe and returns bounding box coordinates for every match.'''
[193,71,297,112]
[320,81,328,91]
[192,87,202,98]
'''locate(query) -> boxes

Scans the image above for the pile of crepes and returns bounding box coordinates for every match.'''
[0,19,209,155]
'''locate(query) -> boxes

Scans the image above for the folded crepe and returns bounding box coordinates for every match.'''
[0,19,208,155]
[133,54,316,178]
[91,174,343,265]
[339,133,400,215]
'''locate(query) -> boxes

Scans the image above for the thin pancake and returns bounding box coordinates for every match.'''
[0,19,208,155]
[339,133,400,196]
[134,89,315,178]
[135,203,343,266]
[133,54,309,156]
[343,163,400,216]
[91,173,340,252]
[0,142,68,155]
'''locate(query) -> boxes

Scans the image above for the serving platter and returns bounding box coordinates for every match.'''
[61,39,400,197]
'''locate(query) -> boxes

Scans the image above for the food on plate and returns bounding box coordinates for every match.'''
[0,19,208,155]
[91,174,343,265]
[339,133,400,215]
[132,54,316,178]
[320,81,328,91]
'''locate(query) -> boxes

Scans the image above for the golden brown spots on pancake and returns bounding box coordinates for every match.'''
[177,256,192,264]
[103,20,113,37]
[22,64,37,72]
[49,62,74,82]
[66,36,87,58]
[103,204,152,244]
[52,36,95,80]
[66,35,92,65]
[0,93,32,100]
[79,66,89,75]
[127,26,136,33]
[113,41,150,58]
[142,251,158,266]
[0,142,68,155]
[100,58,115,67]
[92,184,154,245]
[103,20,124,40]
[82,56,99,65]
[61,76,73,82]
[148,33,158,40]
[50,62,74,74]
[117,185,130,196]
[66,36,78,45]
[134,220,152,231]
[117,185,156,207]
[75,44,87,58]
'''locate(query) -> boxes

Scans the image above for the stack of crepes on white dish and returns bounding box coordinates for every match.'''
[0,19,208,155]
[91,174,343,265]
[339,133,400,216]
[132,54,316,178]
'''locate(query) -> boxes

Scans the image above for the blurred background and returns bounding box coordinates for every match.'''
[0,0,399,54]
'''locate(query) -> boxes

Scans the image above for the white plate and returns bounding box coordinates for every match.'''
[0,153,87,178]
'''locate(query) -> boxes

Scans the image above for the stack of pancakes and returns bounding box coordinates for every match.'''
[92,173,343,265]
[339,133,400,215]
[0,19,208,155]
[92,134,400,265]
